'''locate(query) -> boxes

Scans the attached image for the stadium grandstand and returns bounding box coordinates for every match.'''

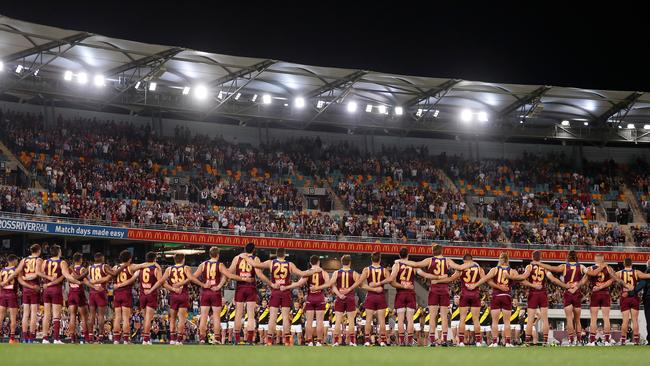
[1,13,650,361]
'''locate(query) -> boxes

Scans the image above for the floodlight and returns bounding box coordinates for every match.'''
[262,94,272,104]
[148,81,156,91]
[77,72,88,84]
[294,97,305,108]
[347,101,357,113]
[394,106,403,116]
[460,109,473,122]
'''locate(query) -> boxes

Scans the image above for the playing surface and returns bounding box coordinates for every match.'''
[2,345,650,366]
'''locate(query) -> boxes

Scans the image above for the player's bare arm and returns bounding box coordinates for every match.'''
[546,272,569,289]
[532,262,564,273]
[636,270,650,280]
[116,269,139,289]
[399,258,431,269]
[446,258,473,271]
[519,279,541,290]
[289,262,320,278]
[313,271,337,292]
[17,275,39,291]
[430,270,462,285]
[507,268,529,281]
[245,257,272,270]
[184,266,204,287]
[147,267,170,294]
[254,258,276,288]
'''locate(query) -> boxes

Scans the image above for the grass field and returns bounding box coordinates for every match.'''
[2,344,650,366]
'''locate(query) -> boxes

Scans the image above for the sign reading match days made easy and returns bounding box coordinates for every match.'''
[0,217,128,239]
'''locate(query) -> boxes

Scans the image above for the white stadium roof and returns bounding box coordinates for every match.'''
[1,14,650,144]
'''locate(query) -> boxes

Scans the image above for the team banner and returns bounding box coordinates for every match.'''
[127,228,650,263]
[0,217,128,239]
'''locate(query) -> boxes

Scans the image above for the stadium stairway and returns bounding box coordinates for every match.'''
[435,168,476,216]
[621,184,647,224]
[324,181,346,211]
[0,141,42,189]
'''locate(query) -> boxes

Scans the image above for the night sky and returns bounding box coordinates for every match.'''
[3,2,649,91]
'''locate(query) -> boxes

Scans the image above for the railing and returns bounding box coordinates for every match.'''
[1,210,649,252]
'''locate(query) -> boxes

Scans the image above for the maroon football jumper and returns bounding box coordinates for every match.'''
[427,256,449,306]
[526,263,549,309]
[199,260,222,307]
[364,265,387,311]
[394,263,416,309]
[269,259,292,308]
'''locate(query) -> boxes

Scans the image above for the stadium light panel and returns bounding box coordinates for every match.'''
[520,120,524,124]
[33,69,39,76]
[347,101,358,113]
[0,61,3,72]
[252,94,258,102]
[182,86,191,95]
[460,109,473,122]
[63,70,73,81]
[316,100,325,109]
[15,64,23,74]
[93,74,105,87]
[135,81,141,89]
[627,123,635,129]
[365,104,373,113]
[77,72,88,84]
[583,122,589,126]
[477,111,488,122]
[561,120,570,126]
[394,106,403,116]
[148,81,157,91]
[644,124,650,130]
[433,110,440,118]
[262,94,272,105]
[217,91,224,100]
[416,108,423,117]
[294,97,305,108]
[194,85,208,100]
[234,93,241,100]
[378,105,387,114]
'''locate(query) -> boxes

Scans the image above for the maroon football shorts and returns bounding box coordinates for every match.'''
[394,290,416,310]
[170,292,190,311]
[269,289,292,308]
[620,296,640,311]
[334,296,356,312]
[139,291,158,310]
[200,290,222,307]
[67,290,87,307]
[0,290,18,308]
[490,294,512,311]
[459,292,481,308]
[527,291,549,309]
[113,289,133,308]
[305,293,326,311]
[22,288,40,305]
[234,285,257,303]
[43,286,64,305]
[89,291,108,308]
[428,288,450,307]
[590,292,611,308]
[364,292,387,311]
[563,290,582,308]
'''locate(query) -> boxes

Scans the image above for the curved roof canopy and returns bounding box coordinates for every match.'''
[1,14,649,144]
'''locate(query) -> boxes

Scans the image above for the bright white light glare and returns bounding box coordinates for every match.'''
[33,69,39,76]
[77,72,88,84]
[520,120,524,124]
[416,108,423,117]
[477,111,488,122]
[347,101,358,113]
[63,70,73,81]
[93,74,105,87]
[395,106,403,116]
[460,109,473,122]
[148,81,157,91]
[561,120,570,126]
[135,81,141,89]
[194,85,208,100]
[365,104,373,113]
[252,94,258,102]
[583,122,589,126]
[316,100,325,108]
[0,61,4,72]
[378,105,387,114]
[217,91,224,100]
[294,97,305,108]
[15,65,23,74]
[262,94,272,105]
[433,110,440,118]
[644,124,650,130]
[182,86,190,95]
[234,93,241,100]
[627,123,635,129]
